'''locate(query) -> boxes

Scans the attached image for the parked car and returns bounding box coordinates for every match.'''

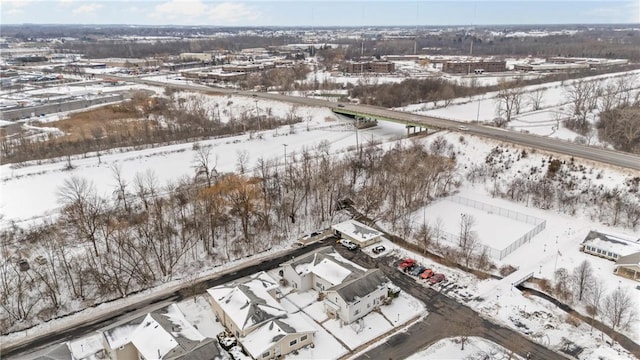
[399,258,416,271]
[430,273,446,284]
[372,245,386,254]
[339,239,358,251]
[411,265,426,276]
[420,269,434,279]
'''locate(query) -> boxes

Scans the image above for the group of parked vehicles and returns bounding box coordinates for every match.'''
[399,258,446,284]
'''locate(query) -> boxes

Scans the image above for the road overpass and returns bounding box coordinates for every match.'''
[119,76,640,171]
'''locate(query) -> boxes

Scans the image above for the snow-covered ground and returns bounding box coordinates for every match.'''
[401,69,640,144]
[406,336,524,360]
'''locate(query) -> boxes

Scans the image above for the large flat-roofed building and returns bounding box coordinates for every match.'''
[442,60,506,74]
[346,61,395,74]
[332,220,384,247]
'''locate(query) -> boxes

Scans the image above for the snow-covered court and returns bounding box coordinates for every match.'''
[419,196,541,257]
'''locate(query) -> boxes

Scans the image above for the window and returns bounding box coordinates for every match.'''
[262,352,270,358]
[367,303,370,308]
[301,335,308,341]
[354,309,360,315]
[290,339,297,346]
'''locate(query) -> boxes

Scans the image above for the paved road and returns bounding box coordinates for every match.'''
[1,240,329,359]
[120,76,640,171]
[334,247,567,360]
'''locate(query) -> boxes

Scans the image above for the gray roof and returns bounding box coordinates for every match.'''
[332,269,389,304]
[615,251,640,267]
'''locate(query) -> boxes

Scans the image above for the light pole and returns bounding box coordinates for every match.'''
[254,100,261,131]
[283,144,288,173]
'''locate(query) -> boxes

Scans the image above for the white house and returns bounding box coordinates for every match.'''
[332,220,384,247]
[280,247,390,325]
[580,231,640,261]
[324,269,390,324]
[207,271,316,359]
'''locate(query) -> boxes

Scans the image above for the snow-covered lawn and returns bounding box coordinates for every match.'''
[322,312,393,350]
[287,312,348,360]
[407,336,524,360]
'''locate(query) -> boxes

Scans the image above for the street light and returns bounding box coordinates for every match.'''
[283,144,288,172]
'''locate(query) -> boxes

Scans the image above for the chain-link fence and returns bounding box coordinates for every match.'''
[432,196,546,260]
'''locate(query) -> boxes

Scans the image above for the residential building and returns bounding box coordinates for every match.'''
[332,220,384,248]
[614,252,640,281]
[280,247,391,325]
[324,269,390,324]
[579,231,640,261]
[207,271,315,359]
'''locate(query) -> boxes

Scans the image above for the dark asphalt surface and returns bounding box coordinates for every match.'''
[334,247,568,360]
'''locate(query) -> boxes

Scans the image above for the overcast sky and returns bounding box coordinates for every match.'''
[2,1,639,26]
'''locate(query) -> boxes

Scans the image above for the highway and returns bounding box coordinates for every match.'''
[126,76,640,171]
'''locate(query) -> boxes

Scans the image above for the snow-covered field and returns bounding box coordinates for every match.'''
[407,336,524,360]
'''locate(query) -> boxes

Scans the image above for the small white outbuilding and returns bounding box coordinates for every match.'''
[332,220,383,247]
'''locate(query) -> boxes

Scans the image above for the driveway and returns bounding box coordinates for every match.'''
[335,247,567,360]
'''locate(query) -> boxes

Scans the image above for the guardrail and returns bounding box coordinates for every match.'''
[512,272,535,287]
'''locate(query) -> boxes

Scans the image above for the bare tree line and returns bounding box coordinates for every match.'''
[547,260,638,343]
[1,92,301,165]
[0,140,456,334]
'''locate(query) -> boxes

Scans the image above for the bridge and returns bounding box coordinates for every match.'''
[108,75,640,171]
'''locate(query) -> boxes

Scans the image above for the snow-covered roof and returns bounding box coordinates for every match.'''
[241,313,314,359]
[67,333,105,360]
[582,231,640,257]
[207,271,286,332]
[332,269,389,304]
[312,258,353,286]
[130,313,178,359]
[332,220,383,243]
[129,303,213,360]
[103,323,140,350]
[285,246,366,286]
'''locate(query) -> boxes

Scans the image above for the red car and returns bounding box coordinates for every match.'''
[420,269,434,279]
[430,273,446,284]
[399,258,416,270]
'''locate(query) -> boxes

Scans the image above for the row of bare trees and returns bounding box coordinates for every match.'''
[552,260,637,341]
[0,140,457,334]
[1,92,300,165]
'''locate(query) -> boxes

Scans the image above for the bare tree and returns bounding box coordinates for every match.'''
[554,267,572,302]
[495,80,523,126]
[604,286,638,341]
[235,149,250,174]
[458,214,479,269]
[192,144,217,187]
[586,278,605,333]
[572,260,593,302]
[111,164,130,214]
[58,177,104,257]
[527,88,545,111]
